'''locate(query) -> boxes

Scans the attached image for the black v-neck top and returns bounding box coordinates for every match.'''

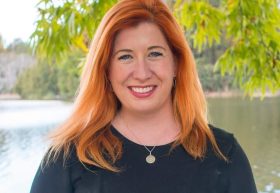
[30,124,258,193]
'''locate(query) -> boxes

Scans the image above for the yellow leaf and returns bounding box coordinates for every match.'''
[73,35,88,53]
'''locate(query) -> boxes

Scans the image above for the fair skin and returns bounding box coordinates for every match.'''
[109,22,180,146]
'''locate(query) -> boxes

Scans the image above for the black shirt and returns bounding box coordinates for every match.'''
[30,124,258,193]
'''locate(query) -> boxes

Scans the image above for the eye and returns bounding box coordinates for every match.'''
[149,51,163,57]
[118,54,132,61]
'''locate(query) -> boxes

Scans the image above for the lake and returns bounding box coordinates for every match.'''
[207,96,280,193]
[0,97,279,193]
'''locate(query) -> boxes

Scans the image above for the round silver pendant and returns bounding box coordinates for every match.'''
[146,154,156,164]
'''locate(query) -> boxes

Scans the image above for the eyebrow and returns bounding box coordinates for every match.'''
[148,46,166,51]
[112,45,166,57]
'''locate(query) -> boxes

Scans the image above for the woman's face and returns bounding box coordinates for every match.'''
[109,22,177,114]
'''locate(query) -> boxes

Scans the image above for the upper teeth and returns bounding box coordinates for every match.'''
[131,86,154,93]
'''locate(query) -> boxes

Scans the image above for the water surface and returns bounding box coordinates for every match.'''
[208,96,280,192]
[0,97,279,193]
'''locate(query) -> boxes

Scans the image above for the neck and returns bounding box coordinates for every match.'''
[113,101,180,146]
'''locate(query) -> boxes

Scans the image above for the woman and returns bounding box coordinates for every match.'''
[30,0,258,193]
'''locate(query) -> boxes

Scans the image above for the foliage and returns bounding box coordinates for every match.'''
[30,0,280,99]
[56,49,82,99]
[196,60,237,92]
[31,0,117,61]
[174,0,280,99]
[6,39,32,54]
[0,36,32,54]
[0,39,35,94]
[174,0,224,51]
[14,50,82,100]
[14,59,59,99]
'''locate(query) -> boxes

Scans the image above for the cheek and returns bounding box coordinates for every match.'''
[153,59,176,78]
[109,63,128,86]
[109,62,120,78]
[108,64,118,86]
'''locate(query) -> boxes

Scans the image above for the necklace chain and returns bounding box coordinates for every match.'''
[144,146,156,154]
[119,113,157,164]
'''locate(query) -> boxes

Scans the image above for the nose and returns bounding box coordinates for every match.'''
[132,58,152,81]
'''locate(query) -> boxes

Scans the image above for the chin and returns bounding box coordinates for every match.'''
[126,103,163,114]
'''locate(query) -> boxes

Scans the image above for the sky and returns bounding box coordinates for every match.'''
[0,0,38,47]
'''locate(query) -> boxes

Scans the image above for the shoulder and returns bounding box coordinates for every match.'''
[207,123,250,164]
[207,123,236,157]
[205,124,258,192]
[31,144,84,193]
[42,144,79,170]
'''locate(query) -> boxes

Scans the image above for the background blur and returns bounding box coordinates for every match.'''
[0,0,279,193]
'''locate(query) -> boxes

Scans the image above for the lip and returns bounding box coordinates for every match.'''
[128,85,157,99]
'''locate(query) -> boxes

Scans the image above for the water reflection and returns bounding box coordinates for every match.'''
[0,125,53,193]
[0,98,279,193]
[0,100,72,193]
[207,96,280,192]
[0,130,9,179]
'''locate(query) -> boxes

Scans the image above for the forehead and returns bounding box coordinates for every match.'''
[113,22,169,50]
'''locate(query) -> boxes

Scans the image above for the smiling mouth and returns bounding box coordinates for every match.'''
[128,85,157,97]
[128,86,155,93]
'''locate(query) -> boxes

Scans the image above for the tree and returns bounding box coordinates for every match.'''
[174,0,280,98]
[14,49,82,100]
[31,0,117,60]
[0,35,5,53]
[6,38,31,54]
[14,59,59,99]
[31,0,280,99]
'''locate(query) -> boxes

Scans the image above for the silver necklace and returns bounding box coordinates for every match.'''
[144,146,156,164]
[120,114,157,164]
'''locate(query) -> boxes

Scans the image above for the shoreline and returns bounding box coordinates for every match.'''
[204,90,280,98]
[0,91,280,100]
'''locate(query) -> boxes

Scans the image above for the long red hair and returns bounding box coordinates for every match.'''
[47,0,226,172]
